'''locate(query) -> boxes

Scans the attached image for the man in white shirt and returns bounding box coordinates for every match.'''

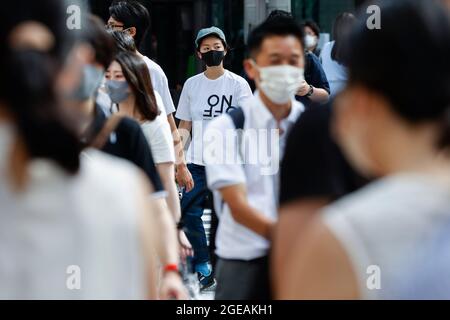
[107,0,194,189]
[203,16,306,299]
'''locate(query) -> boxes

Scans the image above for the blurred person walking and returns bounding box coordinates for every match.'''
[320,13,356,97]
[302,20,321,57]
[66,15,190,299]
[0,0,184,299]
[280,0,450,300]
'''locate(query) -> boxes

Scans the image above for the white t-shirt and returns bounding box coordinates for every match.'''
[141,93,175,164]
[0,135,147,299]
[142,56,175,115]
[320,41,348,97]
[175,70,253,166]
[321,174,450,299]
[204,92,304,260]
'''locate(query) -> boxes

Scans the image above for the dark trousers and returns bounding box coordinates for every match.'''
[214,256,272,300]
[180,164,210,266]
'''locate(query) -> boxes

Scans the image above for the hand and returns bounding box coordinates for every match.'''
[297,80,310,97]
[178,230,194,263]
[176,164,194,192]
[160,271,189,300]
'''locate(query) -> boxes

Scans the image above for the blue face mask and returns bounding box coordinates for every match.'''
[106,80,130,104]
[70,65,104,101]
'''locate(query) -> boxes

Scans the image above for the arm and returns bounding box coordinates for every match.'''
[219,184,275,240]
[278,217,359,299]
[297,81,330,104]
[175,120,194,192]
[136,173,187,300]
[272,198,328,296]
[156,162,193,261]
[297,53,330,104]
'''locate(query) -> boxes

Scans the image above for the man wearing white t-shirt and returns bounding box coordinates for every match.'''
[107,0,194,189]
[203,17,305,299]
[176,26,252,291]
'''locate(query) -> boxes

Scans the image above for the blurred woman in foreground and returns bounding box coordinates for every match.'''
[0,0,172,299]
[281,0,450,299]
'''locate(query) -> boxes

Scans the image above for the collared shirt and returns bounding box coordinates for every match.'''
[204,91,304,260]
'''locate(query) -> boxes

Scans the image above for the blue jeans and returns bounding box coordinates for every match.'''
[181,164,210,267]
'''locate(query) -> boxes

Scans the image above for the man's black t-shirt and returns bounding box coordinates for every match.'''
[89,105,164,194]
[280,101,366,205]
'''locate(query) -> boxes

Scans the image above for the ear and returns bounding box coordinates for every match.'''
[126,27,137,38]
[196,51,203,60]
[243,58,257,81]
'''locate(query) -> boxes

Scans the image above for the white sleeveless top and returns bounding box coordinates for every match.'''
[321,174,450,299]
[0,125,147,299]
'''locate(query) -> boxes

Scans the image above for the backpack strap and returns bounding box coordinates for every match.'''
[90,114,123,149]
[227,107,245,130]
[219,107,246,215]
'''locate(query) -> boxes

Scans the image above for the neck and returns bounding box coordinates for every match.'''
[374,122,450,177]
[204,66,225,80]
[116,95,138,120]
[258,90,292,122]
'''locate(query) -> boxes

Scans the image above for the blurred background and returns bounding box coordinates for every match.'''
[86,0,366,91]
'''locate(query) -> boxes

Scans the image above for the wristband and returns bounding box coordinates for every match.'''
[164,264,180,275]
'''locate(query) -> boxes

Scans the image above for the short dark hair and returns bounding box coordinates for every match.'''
[346,0,450,148]
[114,52,159,121]
[84,15,117,69]
[266,9,293,21]
[109,0,150,48]
[302,20,321,37]
[108,29,137,53]
[247,16,304,58]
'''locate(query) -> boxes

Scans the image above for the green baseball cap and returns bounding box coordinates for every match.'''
[195,26,227,49]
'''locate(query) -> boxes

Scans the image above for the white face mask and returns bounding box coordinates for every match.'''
[253,61,305,104]
[304,34,317,49]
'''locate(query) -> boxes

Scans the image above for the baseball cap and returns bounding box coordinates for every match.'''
[195,26,227,49]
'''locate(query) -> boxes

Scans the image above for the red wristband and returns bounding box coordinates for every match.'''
[164,264,179,274]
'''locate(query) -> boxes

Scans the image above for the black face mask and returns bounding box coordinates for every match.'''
[201,50,225,67]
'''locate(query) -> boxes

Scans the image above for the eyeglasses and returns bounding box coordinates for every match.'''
[105,23,125,31]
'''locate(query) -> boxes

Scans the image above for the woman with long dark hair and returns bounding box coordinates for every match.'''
[105,51,192,263]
